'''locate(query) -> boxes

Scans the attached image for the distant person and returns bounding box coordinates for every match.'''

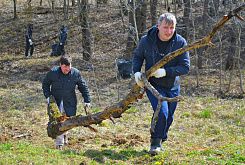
[132,13,190,155]
[25,24,34,57]
[42,56,91,150]
[58,25,67,55]
[51,25,68,56]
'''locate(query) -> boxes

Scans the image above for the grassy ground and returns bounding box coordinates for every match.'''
[0,1,244,164]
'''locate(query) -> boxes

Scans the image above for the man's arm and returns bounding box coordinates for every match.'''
[77,72,91,103]
[164,40,190,77]
[42,72,52,99]
[132,37,145,73]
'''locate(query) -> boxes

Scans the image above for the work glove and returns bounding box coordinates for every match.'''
[47,97,50,105]
[151,68,166,78]
[59,43,63,45]
[134,72,144,88]
[29,39,33,45]
[84,102,91,115]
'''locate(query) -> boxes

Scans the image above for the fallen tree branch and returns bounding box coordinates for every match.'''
[47,5,245,139]
[141,73,184,133]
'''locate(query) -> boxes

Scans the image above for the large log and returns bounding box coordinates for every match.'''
[47,5,245,139]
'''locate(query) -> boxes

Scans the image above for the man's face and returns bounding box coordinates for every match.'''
[157,20,176,41]
[60,64,71,74]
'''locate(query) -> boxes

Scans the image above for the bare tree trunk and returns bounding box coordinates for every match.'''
[40,0,43,6]
[183,0,191,40]
[150,0,158,26]
[78,0,93,61]
[49,0,57,20]
[190,1,200,87]
[136,0,147,38]
[133,1,139,43]
[119,0,127,29]
[164,0,169,10]
[196,0,209,69]
[125,0,147,59]
[125,0,137,59]
[13,0,17,19]
[63,0,69,20]
[225,28,236,70]
[218,33,223,92]
[72,0,76,6]
[236,24,244,93]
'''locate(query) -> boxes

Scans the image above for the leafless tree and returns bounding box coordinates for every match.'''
[13,0,17,19]
[183,0,191,40]
[78,0,93,61]
[125,0,146,59]
[63,0,69,20]
[150,0,158,26]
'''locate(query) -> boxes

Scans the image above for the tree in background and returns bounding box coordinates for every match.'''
[78,0,93,61]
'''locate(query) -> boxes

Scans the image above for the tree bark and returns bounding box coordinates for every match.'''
[183,0,191,40]
[150,0,158,26]
[13,0,17,19]
[47,4,245,139]
[78,0,93,61]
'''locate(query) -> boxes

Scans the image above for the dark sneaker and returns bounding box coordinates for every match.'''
[56,145,63,150]
[149,146,163,155]
[149,138,164,156]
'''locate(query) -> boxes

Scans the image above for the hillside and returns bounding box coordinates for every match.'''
[0,1,244,164]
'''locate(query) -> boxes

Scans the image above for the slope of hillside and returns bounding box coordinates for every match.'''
[0,1,244,164]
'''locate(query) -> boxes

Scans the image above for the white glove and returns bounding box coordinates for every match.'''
[29,39,33,45]
[47,97,50,104]
[59,43,63,45]
[84,103,91,109]
[134,72,144,88]
[151,68,166,78]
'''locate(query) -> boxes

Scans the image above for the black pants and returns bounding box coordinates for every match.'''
[25,42,34,57]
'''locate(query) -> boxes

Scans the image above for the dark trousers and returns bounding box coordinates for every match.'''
[146,85,180,140]
[25,43,34,57]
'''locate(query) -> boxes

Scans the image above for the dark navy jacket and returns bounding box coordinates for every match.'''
[133,26,190,90]
[25,26,33,43]
[59,28,67,45]
[42,66,91,116]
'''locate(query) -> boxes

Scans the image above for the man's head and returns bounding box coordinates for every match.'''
[28,23,33,30]
[60,56,72,74]
[157,13,176,41]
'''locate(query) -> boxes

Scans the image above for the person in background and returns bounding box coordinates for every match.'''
[25,24,34,57]
[42,55,91,149]
[58,25,68,55]
[132,13,190,155]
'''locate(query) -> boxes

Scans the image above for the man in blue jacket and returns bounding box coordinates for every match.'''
[42,56,91,149]
[133,13,190,155]
[25,24,34,57]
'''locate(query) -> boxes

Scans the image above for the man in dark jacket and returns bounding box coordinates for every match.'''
[25,24,34,57]
[132,13,190,155]
[42,55,91,149]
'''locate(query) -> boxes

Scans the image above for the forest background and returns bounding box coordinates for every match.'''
[0,0,244,164]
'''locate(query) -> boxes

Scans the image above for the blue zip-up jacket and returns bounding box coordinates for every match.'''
[42,66,91,116]
[133,26,190,89]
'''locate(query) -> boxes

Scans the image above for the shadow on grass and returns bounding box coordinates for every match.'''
[83,148,148,163]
